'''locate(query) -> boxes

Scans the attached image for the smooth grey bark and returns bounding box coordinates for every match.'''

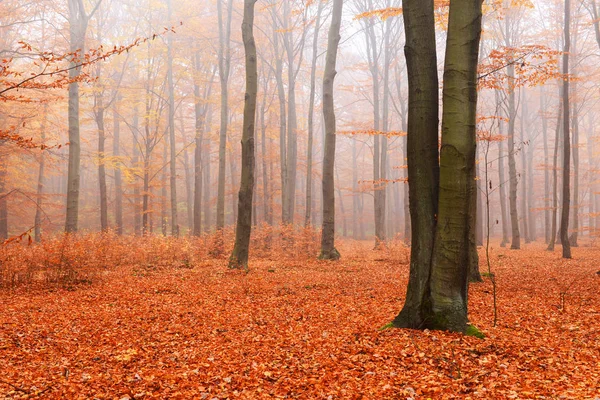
[113,99,123,235]
[216,0,233,232]
[229,0,258,269]
[428,0,482,332]
[65,0,98,233]
[507,64,520,249]
[132,107,142,236]
[193,57,215,236]
[560,0,572,259]
[362,2,386,247]
[519,89,529,243]
[352,138,359,239]
[259,70,273,226]
[497,90,510,247]
[319,0,343,261]
[0,149,7,240]
[166,0,178,236]
[34,104,48,242]
[393,0,440,329]
[203,107,212,232]
[548,86,563,251]
[182,118,193,233]
[161,141,168,236]
[94,71,108,232]
[271,10,288,225]
[541,87,550,243]
[305,0,324,227]
[569,77,579,246]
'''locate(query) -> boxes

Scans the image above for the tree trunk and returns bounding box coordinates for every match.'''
[113,99,123,235]
[216,0,233,232]
[167,0,178,237]
[305,0,324,227]
[132,107,142,236]
[229,0,258,269]
[271,11,288,225]
[560,0,572,259]
[161,141,168,236]
[95,92,108,232]
[429,0,482,332]
[548,86,563,251]
[34,104,48,242]
[520,89,529,243]
[541,87,550,243]
[507,63,520,249]
[497,93,510,247]
[319,0,343,261]
[65,0,91,233]
[393,0,440,329]
[569,80,579,246]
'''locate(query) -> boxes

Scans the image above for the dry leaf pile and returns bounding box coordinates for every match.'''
[1,237,599,399]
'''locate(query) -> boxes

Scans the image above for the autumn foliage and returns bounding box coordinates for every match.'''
[1,236,599,398]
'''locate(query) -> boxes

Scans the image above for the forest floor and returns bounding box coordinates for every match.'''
[0,235,599,399]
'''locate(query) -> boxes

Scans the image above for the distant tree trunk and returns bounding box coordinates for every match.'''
[161,142,168,236]
[363,5,385,247]
[586,115,596,236]
[193,55,214,236]
[182,123,194,233]
[282,1,304,226]
[507,63,520,249]
[132,107,142,236]
[112,99,123,235]
[470,148,482,283]
[271,12,288,226]
[520,89,530,243]
[335,165,347,238]
[548,86,563,251]
[352,138,359,239]
[541,87,550,243]
[95,84,108,232]
[34,104,48,242]
[260,74,272,226]
[305,0,324,227]
[393,0,440,328]
[0,158,7,241]
[203,116,212,232]
[560,0,572,259]
[216,0,233,232]
[65,0,94,233]
[380,14,391,244]
[319,0,343,261]
[497,95,510,247]
[569,80,579,246]
[527,131,536,241]
[229,146,238,224]
[476,149,484,246]
[166,0,178,236]
[229,0,258,269]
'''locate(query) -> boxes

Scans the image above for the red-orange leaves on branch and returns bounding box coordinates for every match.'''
[354,8,403,21]
[353,1,449,20]
[478,45,560,90]
[337,129,406,138]
[0,27,173,149]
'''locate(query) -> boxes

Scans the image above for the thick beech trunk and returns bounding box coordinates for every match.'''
[319,0,343,261]
[393,0,440,329]
[229,0,258,269]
